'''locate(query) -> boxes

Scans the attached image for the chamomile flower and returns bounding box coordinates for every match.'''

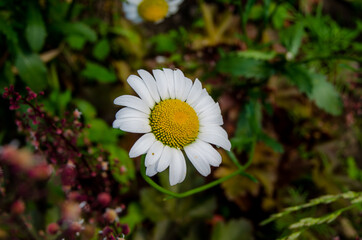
[122,0,183,23]
[113,68,231,186]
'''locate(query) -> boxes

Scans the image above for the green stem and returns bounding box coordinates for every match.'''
[140,155,247,199]
[140,139,257,199]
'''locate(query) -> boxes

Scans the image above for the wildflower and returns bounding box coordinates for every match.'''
[113,68,231,186]
[11,199,25,215]
[122,0,183,23]
[47,223,60,235]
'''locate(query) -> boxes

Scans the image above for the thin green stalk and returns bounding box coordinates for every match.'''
[140,155,247,199]
[140,139,257,199]
[243,138,257,170]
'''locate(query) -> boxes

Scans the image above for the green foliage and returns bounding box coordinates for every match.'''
[212,219,254,240]
[261,191,362,239]
[280,22,304,59]
[93,38,111,60]
[308,73,343,116]
[347,157,362,182]
[86,118,121,144]
[150,32,178,54]
[52,22,97,43]
[284,65,343,115]
[283,64,313,95]
[42,90,72,115]
[119,202,145,233]
[14,49,47,91]
[105,145,135,186]
[81,61,117,83]
[216,54,274,79]
[25,4,47,52]
[232,98,284,154]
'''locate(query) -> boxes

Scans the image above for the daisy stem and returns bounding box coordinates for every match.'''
[140,139,257,199]
[227,137,256,171]
[140,155,247,198]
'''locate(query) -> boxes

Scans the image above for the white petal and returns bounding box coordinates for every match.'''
[189,89,208,109]
[193,140,222,167]
[174,69,186,100]
[177,150,187,183]
[125,0,142,5]
[186,78,203,105]
[129,133,156,158]
[157,145,172,172]
[181,77,193,102]
[193,94,215,114]
[115,107,148,119]
[127,75,155,108]
[163,68,175,99]
[198,132,231,151]
[200,125,228,139]
[169,149,186,186]
[113,95,150,114]
[117,118,151,133]
[113,118,151,130]
[184,144,211,176]
[145,141,164,167]
[138,69,161,103]
[199,102,221,119]
[199,114,223,126]
[153,69,170,100]
[146,163,158,177]
[112,119,122,128]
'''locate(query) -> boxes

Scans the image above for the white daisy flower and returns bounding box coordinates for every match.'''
[113,68,231,186]
[122,0,183,23]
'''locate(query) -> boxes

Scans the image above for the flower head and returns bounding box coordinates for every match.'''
[122,0,183,23]
[113,68,231,186]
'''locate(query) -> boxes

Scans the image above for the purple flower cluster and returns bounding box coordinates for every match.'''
[1,86,130,240]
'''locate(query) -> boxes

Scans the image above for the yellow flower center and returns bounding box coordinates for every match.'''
[149,99,199,149]
[138,0,169,22]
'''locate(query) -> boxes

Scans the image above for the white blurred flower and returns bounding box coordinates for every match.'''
[113,68,231,186]
[122,0,183,23]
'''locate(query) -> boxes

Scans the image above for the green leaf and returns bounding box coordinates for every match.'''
[284,64,313,95]
[25,5,47,52]
[280,22,304,58]
[52,22,97,42]
[73,99,97,120]
[42,90,72,115]
[15,50,47,91]
[278,231,302,240]
[92,39,110,60]
[66,35,86,50]
[87,118,121,144]
[236,50,277,60]
[216,55,274,79]
[308,73,342,115]
[104,144,135,185]
[212,218,254,240]
[81,61,117,83]
[150,33,178,54]
[347,157,362,181]
[272,3,292,30]
[231,100,262,152]
[259,132,284,153]
[0,16,18,45]
[242,0,257,26]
